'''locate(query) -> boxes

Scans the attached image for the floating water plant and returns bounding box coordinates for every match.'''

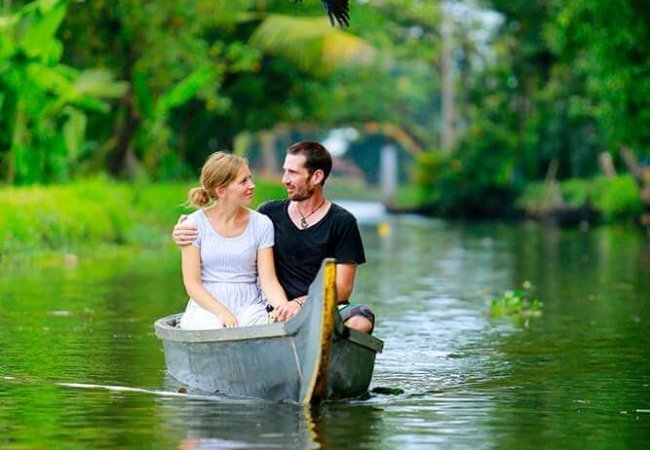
[490,282,543,319]
[372,386,405,396]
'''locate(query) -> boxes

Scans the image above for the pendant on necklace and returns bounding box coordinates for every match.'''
[300,218,308,229]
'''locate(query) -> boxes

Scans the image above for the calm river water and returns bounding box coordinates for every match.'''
[1,212,649,449]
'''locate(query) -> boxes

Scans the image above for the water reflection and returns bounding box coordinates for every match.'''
[154,391,386,450]
[158,397,317,449]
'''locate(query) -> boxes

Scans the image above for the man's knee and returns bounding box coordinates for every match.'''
[344,315,374,334]
[339,302,375,334]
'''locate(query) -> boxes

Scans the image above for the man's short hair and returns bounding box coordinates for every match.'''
[287,140,333,185]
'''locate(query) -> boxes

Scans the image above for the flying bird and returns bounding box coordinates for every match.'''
[296,0,350,27]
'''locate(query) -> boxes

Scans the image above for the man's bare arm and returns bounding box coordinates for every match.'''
[336,263,357,302]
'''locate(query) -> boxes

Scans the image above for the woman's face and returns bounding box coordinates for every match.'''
[222,165,255,205]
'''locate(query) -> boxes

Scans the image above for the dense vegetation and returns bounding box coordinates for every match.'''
[1,0,648,222]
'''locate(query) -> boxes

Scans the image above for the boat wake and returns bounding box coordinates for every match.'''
[57,382,222,401]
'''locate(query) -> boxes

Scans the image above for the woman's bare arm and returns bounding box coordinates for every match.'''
[257,247,289,308]
[181,245,237,327]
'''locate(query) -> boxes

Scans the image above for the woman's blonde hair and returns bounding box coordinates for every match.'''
[188,152,247,207]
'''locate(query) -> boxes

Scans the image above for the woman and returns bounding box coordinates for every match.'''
[179,151,288,329]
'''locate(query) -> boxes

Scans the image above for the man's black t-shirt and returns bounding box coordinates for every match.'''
[257,200,366,299]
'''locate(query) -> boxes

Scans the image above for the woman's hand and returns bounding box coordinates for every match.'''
[218,308,238,328]
[273,297,305,322]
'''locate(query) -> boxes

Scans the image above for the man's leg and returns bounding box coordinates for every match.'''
[338,302,375,334]
[344,315,374,333]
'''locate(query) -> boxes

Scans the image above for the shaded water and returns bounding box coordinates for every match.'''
[1,214,649,449]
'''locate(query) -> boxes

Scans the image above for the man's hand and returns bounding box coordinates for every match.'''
[172,215,198,246]
[272,298,305,322]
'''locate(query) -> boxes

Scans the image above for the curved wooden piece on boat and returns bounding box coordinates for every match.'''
[298,258,337,404]
[310,260,337,404]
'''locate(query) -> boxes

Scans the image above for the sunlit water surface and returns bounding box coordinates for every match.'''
[1,211,649,449]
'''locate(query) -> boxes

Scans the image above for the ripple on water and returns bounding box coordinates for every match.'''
[2,221,650,449]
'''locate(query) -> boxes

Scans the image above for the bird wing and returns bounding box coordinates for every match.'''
[321,0,350,27]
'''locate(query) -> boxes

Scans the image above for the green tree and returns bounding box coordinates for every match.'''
[546,0,649,158]
[0,0,126,184]
[59,0,260,179]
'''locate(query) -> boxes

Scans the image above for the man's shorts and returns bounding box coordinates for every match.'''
[338,301,375,334]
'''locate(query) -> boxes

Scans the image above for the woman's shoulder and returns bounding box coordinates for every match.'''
[249,208,274,227]
[186,209,206,226]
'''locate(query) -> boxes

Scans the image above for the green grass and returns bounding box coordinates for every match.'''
[0,176,286,261]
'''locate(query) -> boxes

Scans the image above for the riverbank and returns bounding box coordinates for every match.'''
[389,174,647,228]
[3,176,645,267]
[0,177,286,266]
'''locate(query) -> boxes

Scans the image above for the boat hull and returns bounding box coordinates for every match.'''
[154,260,383,403]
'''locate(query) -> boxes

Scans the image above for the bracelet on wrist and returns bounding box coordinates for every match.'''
[293,298,304,307]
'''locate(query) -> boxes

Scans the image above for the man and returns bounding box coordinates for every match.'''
[173,141,375,333]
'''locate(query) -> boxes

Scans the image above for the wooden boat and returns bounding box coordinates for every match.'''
[154,259,383,404]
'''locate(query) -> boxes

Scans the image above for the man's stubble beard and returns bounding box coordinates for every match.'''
[287,184,315,202]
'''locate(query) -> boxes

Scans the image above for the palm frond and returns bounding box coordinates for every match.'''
[73,69,129,99]
[250,14,375,75]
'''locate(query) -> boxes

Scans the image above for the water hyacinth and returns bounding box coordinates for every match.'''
[490,282,543,319]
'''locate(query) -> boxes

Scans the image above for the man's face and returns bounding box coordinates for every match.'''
[282,154,315,201]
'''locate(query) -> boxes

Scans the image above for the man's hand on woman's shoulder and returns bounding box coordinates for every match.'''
[172,214,199,246]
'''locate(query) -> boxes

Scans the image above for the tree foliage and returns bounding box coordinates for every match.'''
[416,0,648,216]
[0,0,126,184]
[1,0,647,225]
[1,0,444,184]
[546,0,650,156]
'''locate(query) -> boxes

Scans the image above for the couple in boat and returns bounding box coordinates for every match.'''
[172,140,375,334]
